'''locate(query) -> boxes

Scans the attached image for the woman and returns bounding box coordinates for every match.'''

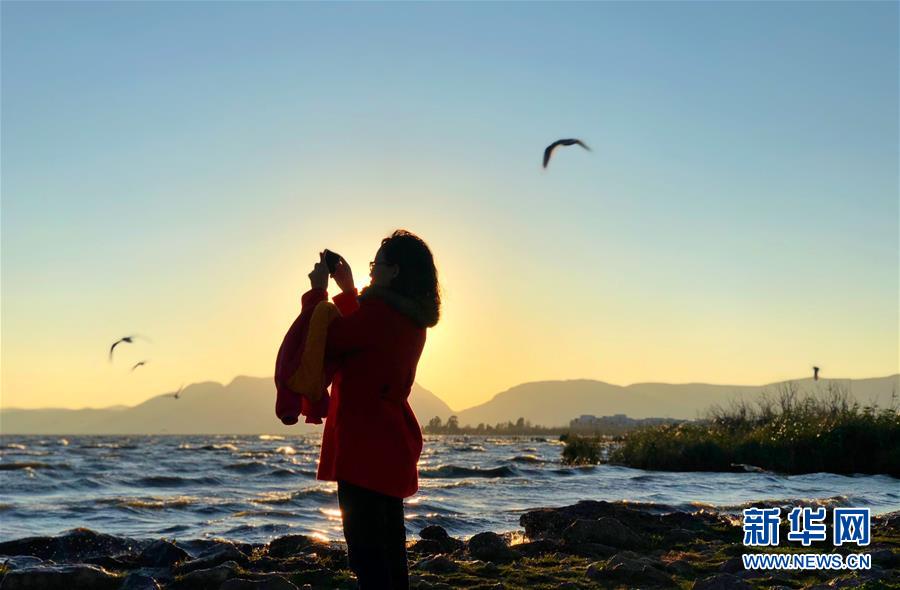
[303,229,440,590]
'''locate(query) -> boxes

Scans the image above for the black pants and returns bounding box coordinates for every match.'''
[337,480,409,590]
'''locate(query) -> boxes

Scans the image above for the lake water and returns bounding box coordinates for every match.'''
[1,434,897,543]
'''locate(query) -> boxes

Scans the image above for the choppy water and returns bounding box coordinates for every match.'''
[1,434,897,544]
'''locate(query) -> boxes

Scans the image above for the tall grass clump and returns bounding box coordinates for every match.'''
[560,433,603,465]
[609,382,900,476]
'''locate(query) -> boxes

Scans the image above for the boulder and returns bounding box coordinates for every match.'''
[120,573,162,590]
[562,518,646,549]
[466,532,516,563]
[138,540,189,567]
[586,553,672,586]
[170,560,240,590]
[176,542,248,574]
[419,525,450,541]
[0,529,141,563]
[0,564,120,590]
[219,576,299,590]
[512,539,563,557]
[266,535,315,559]
[412,555,460,574]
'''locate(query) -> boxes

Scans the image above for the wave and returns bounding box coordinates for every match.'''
[233,509,296,519]
[258,435,285,441]
[135,475,223,487]
[420,465,520,479]
[690,495,854,513]
[251,487,336,505]
[508,455,545,464]
[1,444,27,450]
[178,444,238,452]
[97,496,199,510]
[451,445,486,453]
[225,461,270,473]
[0,462,68,471]
[274,446,297,455]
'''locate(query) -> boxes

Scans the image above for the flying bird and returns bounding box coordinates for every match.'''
[109,336,135,361]
[131,360,148,372]
[813,366,820,381]
[543,138,591,169]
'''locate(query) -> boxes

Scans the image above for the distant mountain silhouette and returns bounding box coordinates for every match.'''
[0,377,452,435]
[449,375,899,427]
[2,375,895,433]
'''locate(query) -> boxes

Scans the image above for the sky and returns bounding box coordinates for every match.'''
[2,1,898,412]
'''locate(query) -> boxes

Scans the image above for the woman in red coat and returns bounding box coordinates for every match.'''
[304,230,440,590]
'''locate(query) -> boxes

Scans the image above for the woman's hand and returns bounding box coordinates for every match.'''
[333,259,355,293]
[308,252,329,290]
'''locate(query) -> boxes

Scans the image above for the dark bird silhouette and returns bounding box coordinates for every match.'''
[171,384,184,400]
[131,360,148,372]
[813,366,820,381]
[109,336,135,361]
[543,138,591,168]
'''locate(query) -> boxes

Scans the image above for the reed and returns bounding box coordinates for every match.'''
[608,382,900,476]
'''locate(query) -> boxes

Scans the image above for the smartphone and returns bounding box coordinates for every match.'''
[323,249,342,274]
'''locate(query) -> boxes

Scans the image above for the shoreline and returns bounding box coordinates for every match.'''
[1,500,897,589]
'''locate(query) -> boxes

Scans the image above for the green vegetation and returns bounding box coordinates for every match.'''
[608,382,900,475]
[559,433,605,465]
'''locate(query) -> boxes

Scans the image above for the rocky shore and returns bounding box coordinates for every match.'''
[1,500,897,589]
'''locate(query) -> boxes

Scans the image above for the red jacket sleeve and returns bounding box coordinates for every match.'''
[325,289,372,361]
[274,288,327,425]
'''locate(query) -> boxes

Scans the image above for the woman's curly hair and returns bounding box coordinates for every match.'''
[379,229,441,327]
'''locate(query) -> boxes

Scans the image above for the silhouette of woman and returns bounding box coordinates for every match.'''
[304,230,440,590]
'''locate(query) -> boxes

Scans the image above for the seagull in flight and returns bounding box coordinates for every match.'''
[543,138,591,169]
[131,360,148,372]
[109,336,135,361]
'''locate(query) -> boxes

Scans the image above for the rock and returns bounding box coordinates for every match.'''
[0,556,44,570]
[586,553,672,586]
[120,573,162,590]
[409,539,444,555]
[219,576,299,590]
[139,539,189,567]
[243,555,319,574]
[513,539,563,557]
[665,558,694,576]
[267,535,316,559]
[0,564,120,590]
[412,554,460,573]
[692,573,753,590]
[870,547,898,568]
[419,525,450,541]
[285,567,338,586]
[408,574,433,589]
[85,554,140,570]
[0,529,142,563]
[718,556,743,574]
[561,518,645,549]
[564,542,617,559]
[176,542,248,574]
[466,532,516,563]
[171,560,240,590]
[666,528,697,544]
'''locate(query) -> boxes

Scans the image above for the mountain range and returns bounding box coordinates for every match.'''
[1,374,896,434]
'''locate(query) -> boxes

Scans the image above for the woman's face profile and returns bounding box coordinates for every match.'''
[370,247,398,287]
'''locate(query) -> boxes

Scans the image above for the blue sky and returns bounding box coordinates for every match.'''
[2,1,897,410]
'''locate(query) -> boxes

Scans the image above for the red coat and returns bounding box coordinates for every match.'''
[299,287,426,499]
